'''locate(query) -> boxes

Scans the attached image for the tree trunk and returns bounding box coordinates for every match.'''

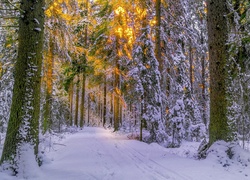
[80,0,88,128]
[110,91,113,126]
[200,23,207,127]
[74,75,80,127]
[114,67,120,131]
[189,40,193,94]
[155,0,167,120]
[69,82,74,126]
[207,0,229,145]
[103,76,107,127]
[80,72,86,128]
[0,0,45,169]
[155,0,161,62]
[155,0,162,68]
[43,38,54,133]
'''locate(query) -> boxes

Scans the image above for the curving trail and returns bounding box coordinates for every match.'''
[40,127,246,180]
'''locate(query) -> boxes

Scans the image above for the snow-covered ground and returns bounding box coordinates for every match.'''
[0,127,250,180]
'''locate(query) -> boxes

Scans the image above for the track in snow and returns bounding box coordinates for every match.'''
[41,127,191,180]
[40,127,247,180]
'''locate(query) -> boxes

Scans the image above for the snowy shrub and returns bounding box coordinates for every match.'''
[207,141,250,169]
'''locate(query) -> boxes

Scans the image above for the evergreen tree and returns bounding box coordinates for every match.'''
[0,0,45,172]
[227,0,250,147]
[129,0,165,143]
[207,0,230,145]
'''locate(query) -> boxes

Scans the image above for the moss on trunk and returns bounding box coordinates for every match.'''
[0,0,45,169]
[207,0,229,145]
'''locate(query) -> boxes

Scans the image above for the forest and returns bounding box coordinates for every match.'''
[0,0,250,178]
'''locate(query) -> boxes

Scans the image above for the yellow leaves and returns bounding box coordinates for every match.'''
[135,7,147,18]
[115,87,121,96]
[45,0,72,23]
[126,50,132,60]
[115,26,133,39]
[61,14,73,22]
[75,46,85,54]
[115,27,123,38]
[115,67,120,75]
[115,6,125,15]
[125,28,133,37]
[149,19,156,27]
[115,26,134,47]
[125,27,134,46]
[118,49,122,56]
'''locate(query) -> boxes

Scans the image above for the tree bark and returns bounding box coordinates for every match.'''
[69,82,74,126]
[43,38,54,133]
[0,0,45,169]
[74,75,80,127]
[200,21,207,127]
[103,76,107,127]
[80,72,86,128]
[114,61,120,131]
[189,40,193,94]
[80,0,88,128]
[207,0,229,145]
[155,0,162,74]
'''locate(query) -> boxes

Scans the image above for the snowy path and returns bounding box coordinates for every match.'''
[37,127,249,180]
[41,128,189,180]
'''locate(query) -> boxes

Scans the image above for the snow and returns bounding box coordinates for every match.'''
[16,143,42,179]
[0,127,250,180]
[34,28,41,32]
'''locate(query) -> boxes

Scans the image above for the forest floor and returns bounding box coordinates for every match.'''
[0,127,250,180]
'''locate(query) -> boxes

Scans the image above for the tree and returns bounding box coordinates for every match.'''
[128,0,165,143]
[226,0,250,148]
[42,0,75,133]
[207,0,230,145]
[0,0,45,172]
[43,37,54,133]
[0,0,19,133]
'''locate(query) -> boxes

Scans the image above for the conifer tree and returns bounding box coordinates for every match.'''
[0,0,45,171]
[207,0,230,145]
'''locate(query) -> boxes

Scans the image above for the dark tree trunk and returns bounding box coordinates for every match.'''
[69,82,74,126]
[103,76,107,127]
[0,0,45,169]
[87,92,91,126]
[207,0,229,145]
[79,0,88,128]
[200,24,207,127]
[189,41,193,94]
[114,60,120,131]
[155,0,162,75]
[80,72,86,128]
[74,75,80,127]
[110,91,113,126]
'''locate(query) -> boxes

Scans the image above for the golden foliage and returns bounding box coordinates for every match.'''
[115,6,125,15]
[115,27,123,38]
[115,87,121,96]
[45,0,73,23]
